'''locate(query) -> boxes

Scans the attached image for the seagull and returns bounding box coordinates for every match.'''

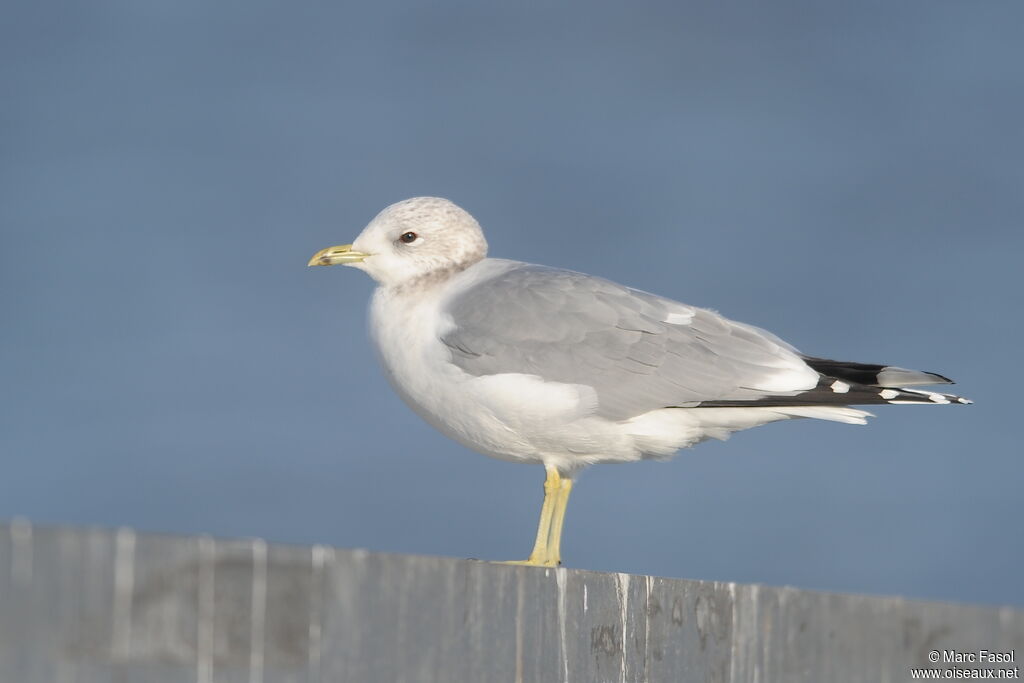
[308,197,970,567]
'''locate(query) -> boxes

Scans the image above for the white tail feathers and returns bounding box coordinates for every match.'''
[771,406,873,425]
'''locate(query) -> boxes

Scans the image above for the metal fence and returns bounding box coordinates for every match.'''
[1,521,1021,682]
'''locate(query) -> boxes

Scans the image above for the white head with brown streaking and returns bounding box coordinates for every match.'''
[308,197,488,289]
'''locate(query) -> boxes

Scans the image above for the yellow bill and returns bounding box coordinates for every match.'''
[307,244,370,266]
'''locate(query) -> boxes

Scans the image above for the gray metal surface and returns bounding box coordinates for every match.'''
[1,521,1021,683]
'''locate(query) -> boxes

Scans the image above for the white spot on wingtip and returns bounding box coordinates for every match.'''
[830,380,850,393]
[929,393,950,404]
[880,389,899,400]
[663,311,694,325]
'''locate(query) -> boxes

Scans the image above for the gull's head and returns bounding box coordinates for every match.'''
[308,197,488,288]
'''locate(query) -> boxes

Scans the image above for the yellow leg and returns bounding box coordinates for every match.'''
[525,466,561,563]
[502,466,573,567]
[546,475,574,566]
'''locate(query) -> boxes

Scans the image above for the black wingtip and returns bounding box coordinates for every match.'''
[802,357,957,388]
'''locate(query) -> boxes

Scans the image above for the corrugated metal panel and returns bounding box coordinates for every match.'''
[1,522,1021,682]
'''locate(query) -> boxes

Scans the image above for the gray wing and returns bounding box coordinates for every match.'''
[440,264,819,420]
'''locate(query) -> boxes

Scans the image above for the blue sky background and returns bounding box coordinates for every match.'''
[2,2,1022,607]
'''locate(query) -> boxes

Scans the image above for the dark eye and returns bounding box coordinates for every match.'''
[399,231,418,244]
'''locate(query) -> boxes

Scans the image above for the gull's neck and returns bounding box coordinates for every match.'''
[374,257,523,306]
[385,265,465,298]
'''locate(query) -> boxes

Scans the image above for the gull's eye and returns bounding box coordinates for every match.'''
[399,231,418,244]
